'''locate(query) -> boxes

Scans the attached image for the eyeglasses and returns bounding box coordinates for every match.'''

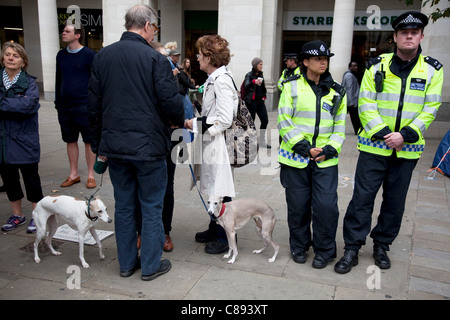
[151,23,159,36]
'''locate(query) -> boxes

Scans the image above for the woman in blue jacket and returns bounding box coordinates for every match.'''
[0,42,43,233]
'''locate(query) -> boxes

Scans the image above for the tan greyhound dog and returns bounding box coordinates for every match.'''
[207,196,279,264]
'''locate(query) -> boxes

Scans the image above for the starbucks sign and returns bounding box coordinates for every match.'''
[283,10,404,31]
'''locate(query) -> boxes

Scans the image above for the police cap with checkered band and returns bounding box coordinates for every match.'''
[300,40,334,60]
[392,11,429,31]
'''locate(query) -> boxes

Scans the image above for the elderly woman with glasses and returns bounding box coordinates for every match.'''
[0,42,43,233]
[185,35,238,255]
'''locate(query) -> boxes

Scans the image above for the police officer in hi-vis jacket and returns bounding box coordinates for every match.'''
[278,40,347,269]
[278,53,301,92]
[334,11,444,274]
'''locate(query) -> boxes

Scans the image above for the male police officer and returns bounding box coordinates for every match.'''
[334,11,444,274]
[277,53,301,91]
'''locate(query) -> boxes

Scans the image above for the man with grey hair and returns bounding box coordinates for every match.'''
[88,5,184,281]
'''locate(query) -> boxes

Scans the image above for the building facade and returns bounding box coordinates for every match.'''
[1,0,448,110]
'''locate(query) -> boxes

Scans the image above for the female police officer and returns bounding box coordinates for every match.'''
[278,40,347,269]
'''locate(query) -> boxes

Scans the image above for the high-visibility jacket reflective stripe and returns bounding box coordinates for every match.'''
[358,136,425,153]
[358,53,443,159]
[278,75,347,168]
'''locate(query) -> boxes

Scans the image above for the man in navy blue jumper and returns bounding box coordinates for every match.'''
[55,23,97,189]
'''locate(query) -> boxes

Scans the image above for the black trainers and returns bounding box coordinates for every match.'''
[141,259,172,281]
[120,257,141,277]
[205,240,229,254]
[334,249,359,274]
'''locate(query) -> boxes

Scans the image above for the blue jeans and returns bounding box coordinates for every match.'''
[182,93,194,143]
[108,158,167,275]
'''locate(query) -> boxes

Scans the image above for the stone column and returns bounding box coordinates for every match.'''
[102,0,134,46]
[102,0,159,47]
[159,0,183,52]
[421,0,450,102]
[218,0,279,111]
[37,0,59,101]
[329,0,355,83]
[22,0,43,91]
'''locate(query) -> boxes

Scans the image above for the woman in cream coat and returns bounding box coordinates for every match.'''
[185,34,237,254]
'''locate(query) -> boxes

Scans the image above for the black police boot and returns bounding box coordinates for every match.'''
[334,249,358,274]
[312,254,333,269]
[373,245,391,269]
[292,251,307,264]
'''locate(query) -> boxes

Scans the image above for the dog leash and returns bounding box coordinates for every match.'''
[188,163,217,221]
[82,187,101,221]
[82,173,104,222]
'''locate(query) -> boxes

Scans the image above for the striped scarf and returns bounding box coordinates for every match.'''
[2,69,21,91]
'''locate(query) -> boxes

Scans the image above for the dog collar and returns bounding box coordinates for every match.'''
[85,210,98,222]
[218,203,226,218]
[85,202,98,222]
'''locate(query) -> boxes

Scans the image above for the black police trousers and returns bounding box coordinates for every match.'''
[343,151,417,251]
[280,162,339,260]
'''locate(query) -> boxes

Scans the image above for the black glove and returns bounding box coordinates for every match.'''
[400,126,419,143]
[371,126,392,140]
[292,140,312,158]
[322,145,337,160]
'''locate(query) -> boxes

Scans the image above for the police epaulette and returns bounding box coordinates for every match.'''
[332,82,346,97]
[366,56,382,70]
[424,56,443,70]
[281,74,301,85]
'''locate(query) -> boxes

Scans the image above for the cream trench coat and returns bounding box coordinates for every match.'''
[190,66,237,197]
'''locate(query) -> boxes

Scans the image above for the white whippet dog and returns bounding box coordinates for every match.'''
[33,195,112,268]
[207,196,279,264]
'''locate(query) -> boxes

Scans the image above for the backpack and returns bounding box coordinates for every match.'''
[240,79,246,101]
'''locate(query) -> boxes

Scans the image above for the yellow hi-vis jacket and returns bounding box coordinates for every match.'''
[278,66,301,91]
[277,73,347,168]
[358,52,444,159]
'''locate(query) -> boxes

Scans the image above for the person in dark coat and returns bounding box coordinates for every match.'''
[0,42,43,233]
[244,57,271,148]
[88,5,184,281]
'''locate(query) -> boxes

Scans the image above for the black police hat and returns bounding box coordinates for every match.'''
[300,40,334,60]
[392,11,428,31]
[283,53,298,61]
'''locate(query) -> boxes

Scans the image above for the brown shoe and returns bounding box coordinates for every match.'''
[137,235,141,250]
[164,235,173,252]
[86,178,96,189]
[60,176,80,187]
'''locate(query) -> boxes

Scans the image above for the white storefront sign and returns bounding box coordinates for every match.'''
[284,10,405,31]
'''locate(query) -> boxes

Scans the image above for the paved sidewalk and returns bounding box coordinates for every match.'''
[0,99,448,302]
